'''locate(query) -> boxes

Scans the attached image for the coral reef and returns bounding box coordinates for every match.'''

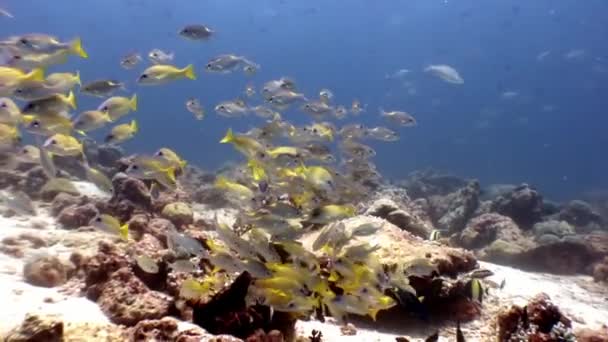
[4,314,63,342]
[23,255,69,288]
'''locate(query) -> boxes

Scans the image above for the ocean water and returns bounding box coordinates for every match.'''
[4,0,608,200]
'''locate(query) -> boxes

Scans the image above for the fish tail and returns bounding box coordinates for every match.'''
[165,167,176,183]
[129,94,138,111]
[24,67,45,82]
[66,91,77,109]
[178,159,187,169]
[219,128,234,143]
[74,70,81,85]
[119,223,129,240]
[70,37,88,58]
[214,175,229,189]
[182,64,196,80]
[130,120,138,133]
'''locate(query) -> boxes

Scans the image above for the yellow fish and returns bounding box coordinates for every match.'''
[154,148,187,170]
[214,175,254,200]
[137,64,195,85]
[220,128,264,157]
[98,94,137,121]
[89,214,129,240]
[105,120,138,144]
[43,133,82,156]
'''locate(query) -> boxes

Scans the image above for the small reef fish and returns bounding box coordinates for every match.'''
[148,48,174,65]
[136,255,159,274]
[179,24,214,40]
[22,91,76,114]
[424,64,464,84]
[43,133,82,156]
[89,214,129,240]
[137,64,195,85]
[120,52,142,69]
[215,99,248,117]
[319,88,334,104]
[72,110,112,133]
[0,35,87,58]
[105,120,138,144]
[98,94,138,121]
[186,98,205,120]
[205,54,258,74]
[81,79,125,97]
[380,108,417,127]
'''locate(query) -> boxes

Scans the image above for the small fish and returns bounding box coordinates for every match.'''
[424,331,439,342]
[205,54,257,74]
[262,77,296,99]
[0,67,45,94]
[179,24,214,40]
[136,255,159,274]
[0,123,20,150]
[12,80,64,101]
[424,64,464,84]
[308,204,356,224]
[166,230,207,257]
[268,90,307,107]
[220,128,264,157]
[380,108,417,127]
[351,99,365,115]
[125,155,177,190]
[83,162,113,193]
[43,133,82,156]
[467,278,483,303]
[89,214,129,240]
[40,178,79,197]
[137,64,196,85]
[215,175,254,201]
[456,321,466,342]
[0,190,37,216]
[24,114,73,136]
[39,146,57,178]
[301,100,333,117]
[1,35,87,58]
[250,105,276,119]
[154,148,187,170]
[72,110,112,133]
[385,68,411,80]
[405,258,438,277]
[244,83,256,97]
[105,120,138,144]
[16,145,40,164]
[148,48,174,65]
[81,80,125,97]
[338,123,366,140]
[0,97,21,125]
[169,259,197,273]
[334,105,348,119]
[365,126,399,142]
[428,230,441,241]
[39,71,81,92]
[98,94,137,121]
[22,91,76,114]
[319,88,334,104]
[340,139,376,159]
[186,98,204,120]
[120,52,142,69]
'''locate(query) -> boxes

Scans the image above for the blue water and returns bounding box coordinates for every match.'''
[5,0,608,200]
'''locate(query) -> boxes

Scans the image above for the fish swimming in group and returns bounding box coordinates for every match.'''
[215,98,249,117]
[380,108,417,127]
[105,120,138,144]
[205,54,258,74]
[89,214,129,240]
[186,98,205,120]
[120,52,142,69]
[81,79,125,97]
[98,94,138,121]
[179,24,214,40]
[148,48,174,65]
[424,64,464,84]
[137,64,196,85]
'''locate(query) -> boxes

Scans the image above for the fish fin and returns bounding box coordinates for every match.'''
[74,70,81,85]
[368,308,380,321]
[119,223,129,240]
[165,167,176,183]
[76,130,87,136]
[66,91,77,109]
[182,64,196,80]
[25,67,45,82]
[220,128,234,143]
[129,94,138,111]
[179,159,187,169]
[130,120,138,133]
[70,37,88,58]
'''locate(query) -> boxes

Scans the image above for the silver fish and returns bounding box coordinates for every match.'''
[205,54,257,74]
[215,99,248,117]
[179,24,214,40]
[120,52,142,69]
[186,98,204,120]
[380,109,416,127]
[365,126,399,142]
[148,48,174,65]
[81,80,124,97]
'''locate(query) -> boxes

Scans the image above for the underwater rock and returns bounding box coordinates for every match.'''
[192,272,277,339]
[83,241,130,300]
[491,183,543,228]
[481,183,517,201]
[401,170,469,199]
[4,314,63,342]
[109,173,151,212]
[430,180,480,233]
[192,186,231,208]
[97,267,173,326]
[162,201,194,227]
[23,255,68,288]
[57,203,98,229]
[147,217,177,243]
[592,256,608,282]
[364,198,433,238]
[522,237,593,274]
[245,329,284,342]
[0,170,22,190]
[497,293,572,341]
[576,326,608,342]
[532,220,575,239]
[558,200,603,230]
[129,317,182,341]
[21,167,49,199]
[125,213,150,240]
[51,193,86,216]
[458,213,514,249]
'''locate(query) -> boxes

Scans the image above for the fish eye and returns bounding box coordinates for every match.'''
[287,302,296,309]
[140,74,148,79]
[219,105,225,110]
[0,102,6,107]
[151,52,158,57]
[50,139,57,145]
[156,151,164,156]
[32,121,40,128]
[206,63,212,69]
[95,217,102,222]
[19,38,28,45]
[132,165,139,170]
[312,128,318,133]
[14,89,22,94]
